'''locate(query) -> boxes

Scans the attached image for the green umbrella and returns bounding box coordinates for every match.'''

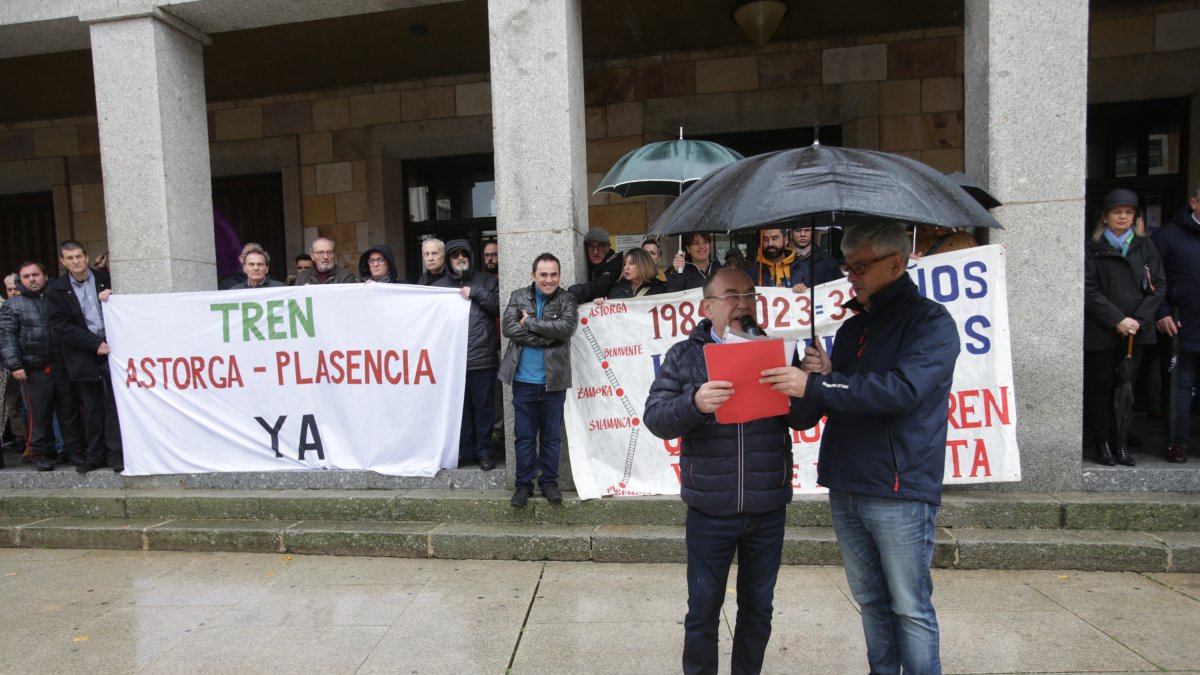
[593,130,744,198]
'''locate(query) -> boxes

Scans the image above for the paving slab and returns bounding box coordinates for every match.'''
[953,528,1170,571]
[145,519,291,553]
[15,517,169,551]
[283,520,437,558]
[429,522,593,561]
[591,524,688,563]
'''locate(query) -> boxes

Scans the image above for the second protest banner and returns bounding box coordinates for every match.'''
[565,245,1021,500]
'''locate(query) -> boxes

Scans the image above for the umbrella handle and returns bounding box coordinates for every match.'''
[1126,333,1135,358]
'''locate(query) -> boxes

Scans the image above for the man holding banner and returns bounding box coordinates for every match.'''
[762,221,960,675]
[645,267,806,675]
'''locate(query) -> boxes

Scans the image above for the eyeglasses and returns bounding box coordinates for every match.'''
[483,253,498,259]
[312,250,335,257]
[367,257,388,266]
[448,251,469,259]
[840,254,896,276]
[704,292,760,303]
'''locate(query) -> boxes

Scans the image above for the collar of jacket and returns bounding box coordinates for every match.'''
[1087,236,1145,257]
[527,283,560,302]
[845,272,919,315]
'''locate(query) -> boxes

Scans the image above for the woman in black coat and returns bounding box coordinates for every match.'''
[606,248,667,299]
[666,232,721,292]
[1083,189,1165,467]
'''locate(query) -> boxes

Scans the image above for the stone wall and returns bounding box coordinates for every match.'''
[1,4,1197,269]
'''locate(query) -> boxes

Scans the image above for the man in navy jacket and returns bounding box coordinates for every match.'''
[762,220,959,675]
[645,267,807,675]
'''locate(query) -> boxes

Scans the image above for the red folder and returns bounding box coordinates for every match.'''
[703,339,791,424]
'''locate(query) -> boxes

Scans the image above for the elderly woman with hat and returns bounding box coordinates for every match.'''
[1084,188,1165,466]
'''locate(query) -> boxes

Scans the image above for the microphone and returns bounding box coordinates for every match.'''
[737,315,766,337]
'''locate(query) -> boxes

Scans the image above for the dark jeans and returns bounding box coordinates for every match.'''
[1083,344,1145,445]
[511,381,565,490]
[682,505,786,675]
[459,367,497,462]
[77,372,123,467]
[1172,350,1200,448]
[22,366,85,463]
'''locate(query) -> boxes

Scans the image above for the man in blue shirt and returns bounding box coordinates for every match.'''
[498,253,578,507]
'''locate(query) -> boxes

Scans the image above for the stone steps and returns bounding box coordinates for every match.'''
[0,488,1197,571]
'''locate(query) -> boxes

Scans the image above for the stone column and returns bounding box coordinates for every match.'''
[488,0,589,487]
[86,9,216,293]
[964,0,1089,490]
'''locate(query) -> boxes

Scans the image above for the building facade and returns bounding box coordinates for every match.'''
[1,0,1198,491]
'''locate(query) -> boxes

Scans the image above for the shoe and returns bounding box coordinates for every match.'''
[1095,440,1116,466]
[1167,444,1188,463]
[511,486,533,508]
[35,459,55,472]
[1115,445,1135,467]
[111,464,124,473]
[479,456,496,471]
[541,483,563,504]
[76,460,106,474]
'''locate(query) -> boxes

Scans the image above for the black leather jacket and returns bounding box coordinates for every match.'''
[0,287,58,370]
[498,284,577,392]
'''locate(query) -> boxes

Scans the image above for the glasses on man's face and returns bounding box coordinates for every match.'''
[705,292,760,303]
[312,250,335,258]
[449,251,469,259]
[840,254,895,276]
[483,253,498,259]
[367,257,388,266]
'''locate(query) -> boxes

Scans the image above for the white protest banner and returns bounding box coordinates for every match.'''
[105,284,469,477]
[566,244,1020,500]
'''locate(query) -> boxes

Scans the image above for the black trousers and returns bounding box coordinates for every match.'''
[1083,344,1145,445]
[22,366,85,462]
[76,372,123,466]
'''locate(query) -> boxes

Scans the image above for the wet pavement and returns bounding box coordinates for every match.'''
[0,549,1197,674]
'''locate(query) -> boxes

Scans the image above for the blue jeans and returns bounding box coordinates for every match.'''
[1171,350,1199,448]
[829,490,941,675]
[511,382,565,490]
[459,368,497,462]
[682,505,786,675]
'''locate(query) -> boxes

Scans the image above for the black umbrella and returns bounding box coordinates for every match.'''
[648,143,1004,342]
[1112,334,1137,466]
[944,171,1002,209]
[649,144,1003,236]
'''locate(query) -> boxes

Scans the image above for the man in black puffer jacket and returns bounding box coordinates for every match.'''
[645,267,807,675]
[0,262,86,470]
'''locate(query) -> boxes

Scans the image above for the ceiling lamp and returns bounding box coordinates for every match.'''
[732,0,789,47]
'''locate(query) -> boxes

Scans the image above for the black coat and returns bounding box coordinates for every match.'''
[1151,207,1200,351]
[644,319,802,517]
[666,259,721,293]
[0,288,58,370]
[45,270,111,381]
[568,249,622,303]
[607,277,666,299]
[1084,235,1165,351]
[438,239,501,371]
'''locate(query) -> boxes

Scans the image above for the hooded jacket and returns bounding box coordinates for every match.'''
[1151,206,1200,351]
[357,244,403,284]
[498,283,577,391]
[439,239,500,371]
[752,247,802,288]
[793,273,960,506]
[644,319,803,517]
[0,282,59,370]
[1084,234,1165,351]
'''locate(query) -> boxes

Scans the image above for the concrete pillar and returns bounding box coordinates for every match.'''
[964,0,1089,490]
[488,0,589,488]
[86,9,216,293]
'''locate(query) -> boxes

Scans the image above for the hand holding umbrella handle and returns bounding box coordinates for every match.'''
[674,250,685,274]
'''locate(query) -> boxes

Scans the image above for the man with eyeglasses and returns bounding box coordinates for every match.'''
[761,220,960,674]
[645,267,808,675]
[295,237,357,285]
[481,242,498,276]
[357,244,401,284]
[435,240,501,471]
[567,227,622,304]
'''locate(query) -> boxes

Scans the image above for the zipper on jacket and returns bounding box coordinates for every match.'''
[737,423,745,513]
[887,428,900,493]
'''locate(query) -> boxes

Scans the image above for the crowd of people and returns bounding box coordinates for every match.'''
[1084,185,1200,466]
